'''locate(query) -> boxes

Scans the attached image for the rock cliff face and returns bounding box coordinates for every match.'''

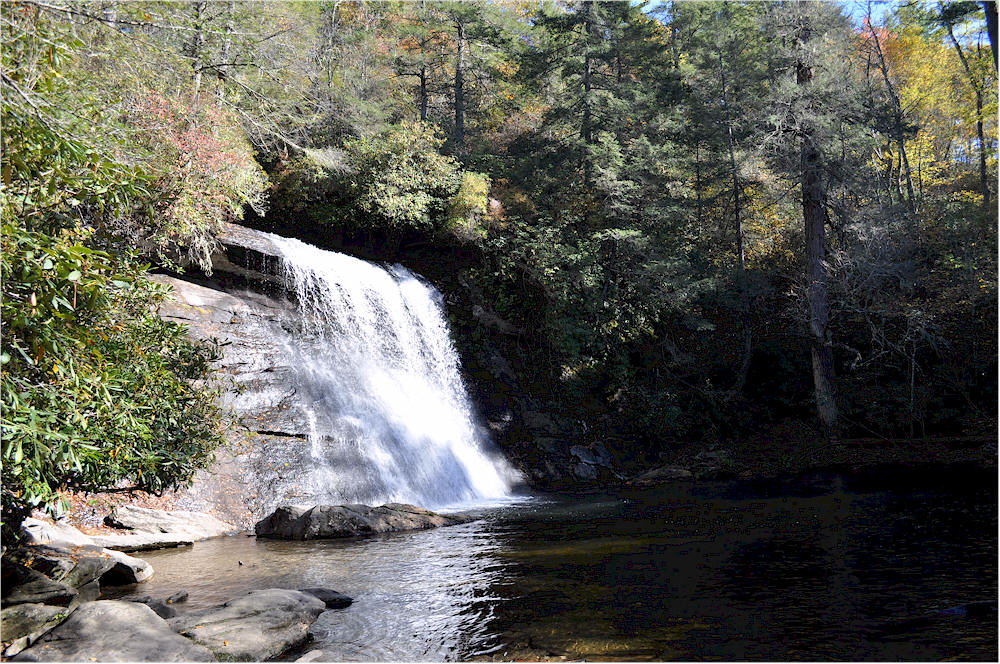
[152,279,313,527]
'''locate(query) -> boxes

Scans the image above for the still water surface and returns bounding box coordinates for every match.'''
[107,466,997,661]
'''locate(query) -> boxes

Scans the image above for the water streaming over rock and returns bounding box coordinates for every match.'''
[264,233,519,509]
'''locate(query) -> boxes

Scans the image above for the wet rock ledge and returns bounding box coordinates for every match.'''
[255,503,469,540]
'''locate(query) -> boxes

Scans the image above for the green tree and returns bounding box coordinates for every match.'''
[1,1,226,537]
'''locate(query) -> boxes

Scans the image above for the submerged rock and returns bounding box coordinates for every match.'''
[165,590,189,604]
[299,588,353,609]
[254,503,467,540]
[12,601,214,662]
[169,588,326,661]
[631,465,694,485]
[131,595,177,619]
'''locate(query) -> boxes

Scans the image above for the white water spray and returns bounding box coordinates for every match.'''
[266,233,519,509]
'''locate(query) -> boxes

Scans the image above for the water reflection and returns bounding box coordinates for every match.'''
[107,519,512,661]
[105,468,997,661]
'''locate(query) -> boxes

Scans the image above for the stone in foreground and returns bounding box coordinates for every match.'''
[12,601,213,662]
[254,503,467,540]
[1,604,70,657]
[169,588,326,661]
[2,568,77,607]
[17,519,154,585]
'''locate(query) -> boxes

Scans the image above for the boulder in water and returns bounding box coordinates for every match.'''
[131,595,177,619]
[254,503,468,540]
[299,587,352,609]
[169,588,325,661]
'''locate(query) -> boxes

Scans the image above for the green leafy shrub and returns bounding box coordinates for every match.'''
[344,121,464,232]
[447,171,491,241]
[269,122,489,242]
[1,10,228,538]
[0,223,223,536]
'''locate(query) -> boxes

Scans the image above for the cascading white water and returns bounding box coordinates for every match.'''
[265,233,520,509]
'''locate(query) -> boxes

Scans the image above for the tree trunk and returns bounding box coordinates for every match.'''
[420,66,428,121]
[695,141,703,227]
[217,2,233,108]
[982,1,998,70]
[946,21,991,209]
[581,1,597,187]
[720,52,752,395]
[454,20,465,150]
[581,1,593,145]
[867,21,914,209]
[186,2,206,99]
[797,33,839,439]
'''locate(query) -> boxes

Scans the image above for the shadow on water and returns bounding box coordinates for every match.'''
[104,466,997,661]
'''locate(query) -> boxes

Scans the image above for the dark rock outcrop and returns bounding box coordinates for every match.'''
[12,601,214,662]
[2,568,77,608]
[1,541,150,611]
[255,503,467,540]
[148,273,317,529]
[630,465,694,486]
[169,588,326,661]
[299,588,353,609]
[131,595,177,619]
[97,554,153,586]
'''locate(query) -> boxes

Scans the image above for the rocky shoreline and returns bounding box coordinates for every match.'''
[1,502,465,662]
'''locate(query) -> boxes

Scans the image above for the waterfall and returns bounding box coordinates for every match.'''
[264,233,520,509]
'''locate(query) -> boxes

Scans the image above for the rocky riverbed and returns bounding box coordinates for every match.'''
[1,502,469,661]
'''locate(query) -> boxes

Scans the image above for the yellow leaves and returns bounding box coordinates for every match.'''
[496,60,519,78]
